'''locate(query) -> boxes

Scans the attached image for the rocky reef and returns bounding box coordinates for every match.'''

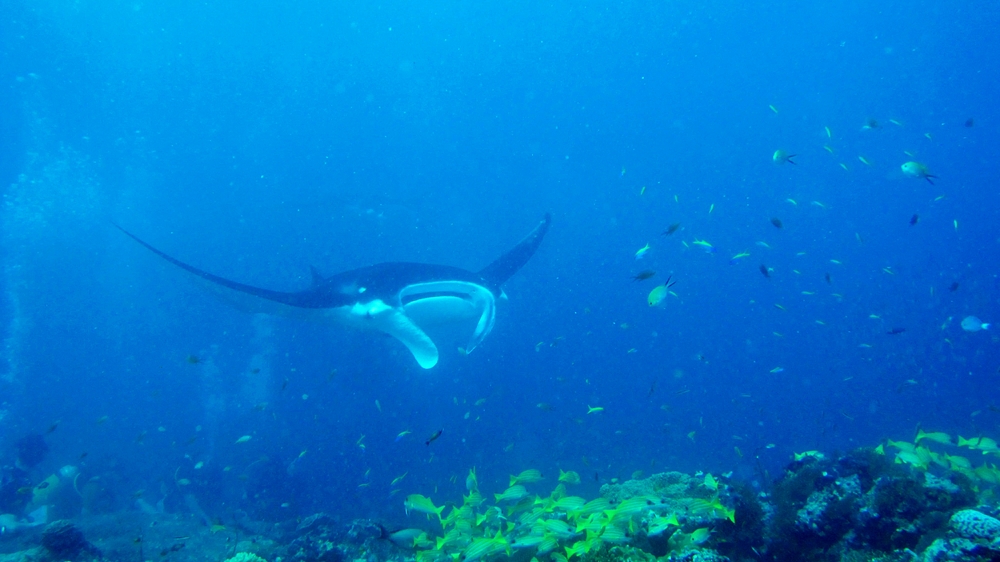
[2,440,1000,562]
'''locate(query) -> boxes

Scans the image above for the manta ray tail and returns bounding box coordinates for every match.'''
[478,213,551,290]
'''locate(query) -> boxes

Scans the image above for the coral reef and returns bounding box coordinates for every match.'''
[599,472,705,505]
[3,432,1000,562]
[949,510,1000,542]
[224,552,267,562]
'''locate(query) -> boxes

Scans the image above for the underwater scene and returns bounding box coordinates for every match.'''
[1,0,998,561]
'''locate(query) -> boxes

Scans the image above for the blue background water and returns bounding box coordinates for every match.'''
[1,0,998,527]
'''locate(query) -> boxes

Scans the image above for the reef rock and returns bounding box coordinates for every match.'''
[40,520,99,560]
[600,472,702,504]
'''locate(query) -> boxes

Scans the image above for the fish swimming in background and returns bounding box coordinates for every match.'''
[772,150,796,165]
[901,161,937,184]
[632,270,656,282]
[662,223,681,236]
[729,252,750,265]
[909,214,919,226]
[647,276,677,307]
[692,240,716,254]
[961,316,990,332]
[635,243,651,260]
[115,215,550,370]
[425,429,443,446]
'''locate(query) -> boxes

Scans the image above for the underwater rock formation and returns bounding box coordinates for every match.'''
[278,514,407,562]
[40,520,100,561]
[764,448,980,562]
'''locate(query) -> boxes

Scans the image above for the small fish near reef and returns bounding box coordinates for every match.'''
[961,316,990,333]
[759,264,772,279]
[901,161,937,184]
[647,276,677,307]
[773,150,796,165]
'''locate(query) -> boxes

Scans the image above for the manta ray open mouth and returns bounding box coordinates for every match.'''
[116,214,550,369]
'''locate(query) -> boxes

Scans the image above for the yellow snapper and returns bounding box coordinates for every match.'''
[404,494,445,520]
[558,469,581,485]
[510,469,544,486]
[494,484,528,503]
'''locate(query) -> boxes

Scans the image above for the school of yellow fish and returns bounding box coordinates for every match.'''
[398,468,734,562]
[887,429,1000,483]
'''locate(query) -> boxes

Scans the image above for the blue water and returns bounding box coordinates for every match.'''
[1,0,998,529]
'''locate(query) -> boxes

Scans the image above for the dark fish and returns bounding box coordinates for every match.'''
[948,281,960,292]
[46,421,59,434]
[965,118,975,128]
[759,264,771,278]
[186,355,201,364]
[632,270,656,281]
[160,543,185,555]
[825,272,832,284]
[425,429,443,446]
[886,328,906,335]
[79,452,88,460]
[770,217,783,229]
[865,118,880,129]
[36,481,50,490]
[281,378,289,391]
[909,214,919,226]
[135,431,147,444]
[647,379,657,397]
[250,368,261,374]
[662,223,681,236]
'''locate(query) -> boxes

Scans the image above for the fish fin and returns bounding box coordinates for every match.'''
[309,266,325,286]
[114,223,321,309]
[478,214,551,290]
[380,309,440,369]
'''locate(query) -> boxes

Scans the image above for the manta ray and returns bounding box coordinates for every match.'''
[116,214,550,369]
